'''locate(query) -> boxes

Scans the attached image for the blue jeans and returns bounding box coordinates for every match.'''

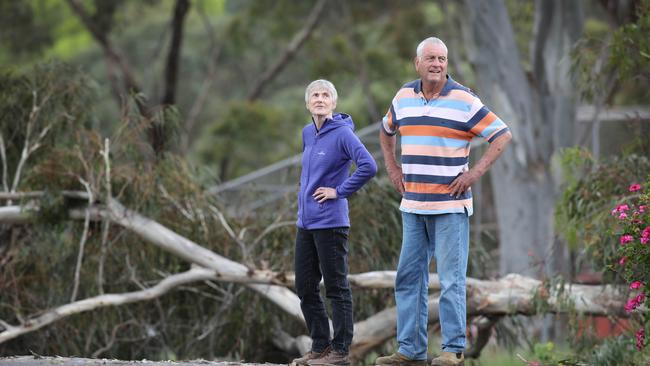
[396,212,469,359]
[294,227,353,354]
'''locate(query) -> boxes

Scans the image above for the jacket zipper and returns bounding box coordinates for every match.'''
[301,129,320,226]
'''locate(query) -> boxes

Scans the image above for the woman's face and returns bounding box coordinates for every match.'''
[306,88,336,118]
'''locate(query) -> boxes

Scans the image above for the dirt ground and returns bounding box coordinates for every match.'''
[0,356,286,366]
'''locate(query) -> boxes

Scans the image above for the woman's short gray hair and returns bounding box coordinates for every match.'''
[305,79,338,103]
[416,37,448,58]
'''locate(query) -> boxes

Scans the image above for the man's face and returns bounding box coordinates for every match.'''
[415,42,448,85]
[306,88,336,118]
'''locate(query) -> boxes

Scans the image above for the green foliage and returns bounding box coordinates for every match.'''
[0,1,54,58]
[583,335,643,366]
[573,0,650,103]
[556,148,650,360]
[610,0,650,81]
[555,148,650,278]
[196,100,297,181]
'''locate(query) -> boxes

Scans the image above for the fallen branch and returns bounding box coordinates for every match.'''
[0,192,304,324]
[0,192,631,360]
[0,266,216,344]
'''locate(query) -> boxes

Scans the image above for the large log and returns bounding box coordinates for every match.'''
[0,195,305,325]
[0,194,630,360]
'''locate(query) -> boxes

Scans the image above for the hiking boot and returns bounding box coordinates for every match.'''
[375,352,427,366]
[308,349,349,366]
[292,345,331,366]
[430,352,464,366]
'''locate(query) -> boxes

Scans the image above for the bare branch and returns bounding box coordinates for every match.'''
[208,204,249,263]
[246,0,327,101]
[91,319,138,358]
[0,267,217,344]
[0,134,8,193]
[98,138,112,294]
[159,184,194,221]
[65,0,141,96]
[71,178,94,302]
[252,219,295,247]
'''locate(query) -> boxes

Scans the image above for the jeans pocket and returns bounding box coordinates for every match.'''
[332,227,349,239]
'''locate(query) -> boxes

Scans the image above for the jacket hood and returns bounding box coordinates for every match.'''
[315,113,355,135]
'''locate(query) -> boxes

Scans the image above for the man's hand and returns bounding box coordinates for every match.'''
[448,170,479,198]
[387,165,405,195]
[313,187,337,203]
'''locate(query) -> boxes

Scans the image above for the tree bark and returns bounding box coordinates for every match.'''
[152,0,191,155]
[0,267,216,344]
[462,0,583,277]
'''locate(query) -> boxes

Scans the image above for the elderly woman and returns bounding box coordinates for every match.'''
[292,79,377,366]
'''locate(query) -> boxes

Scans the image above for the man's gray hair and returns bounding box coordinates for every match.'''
[416,37,448,58]
[305,79,338,103]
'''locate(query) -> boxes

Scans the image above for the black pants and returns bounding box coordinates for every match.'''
[294,227,353,354]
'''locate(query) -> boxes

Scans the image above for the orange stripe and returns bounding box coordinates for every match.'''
[404,182,452,194]
[400,125,472,140]
[401,144,470,157]
[396,88,420,99]
[470,112,497,136]
[401,198,472,210]
[444,89,476,104]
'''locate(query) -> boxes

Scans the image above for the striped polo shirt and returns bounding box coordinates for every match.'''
[382,76,509,216]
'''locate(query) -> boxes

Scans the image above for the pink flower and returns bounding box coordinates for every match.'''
[619,256,628,265]
[631,281,643,289]
[620,235,634,245]
[637,328,645,351]
[529,361,541,366]
[629,183,642,192]
[625,292,645,312]
[619,212,628,219]
[642,227,650,238]
[612,204,630,216]
[640,205,647,213]
[617,204,630,212]
[636,292,645,303]
[642,237,649,245]
[625,298,637,312]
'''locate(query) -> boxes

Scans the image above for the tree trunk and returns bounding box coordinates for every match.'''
[463,0,583,277]
[0,195,630,358]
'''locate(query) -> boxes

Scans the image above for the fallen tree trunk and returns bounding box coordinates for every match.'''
[0,266,216,344]
[0,194,305,326]
[0,194,630,360]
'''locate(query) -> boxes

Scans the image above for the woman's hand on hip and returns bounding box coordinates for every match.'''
[313,187,337,203]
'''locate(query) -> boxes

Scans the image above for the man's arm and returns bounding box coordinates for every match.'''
[379,130,404,195]
[448,131,512,198]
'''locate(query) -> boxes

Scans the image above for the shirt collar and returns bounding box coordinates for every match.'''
[414,74,455,96]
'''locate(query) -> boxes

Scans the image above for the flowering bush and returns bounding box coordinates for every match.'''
[611,181,649,351]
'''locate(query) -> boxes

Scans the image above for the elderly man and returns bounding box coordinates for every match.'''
[375,37,512,366]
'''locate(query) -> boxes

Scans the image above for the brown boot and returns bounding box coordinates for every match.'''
[292,345,331,366]
[375,352,427,366]
[430,352,464,366]
[308,349,349,366]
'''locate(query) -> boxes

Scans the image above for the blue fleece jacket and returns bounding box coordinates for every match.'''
[297,113,377,230]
